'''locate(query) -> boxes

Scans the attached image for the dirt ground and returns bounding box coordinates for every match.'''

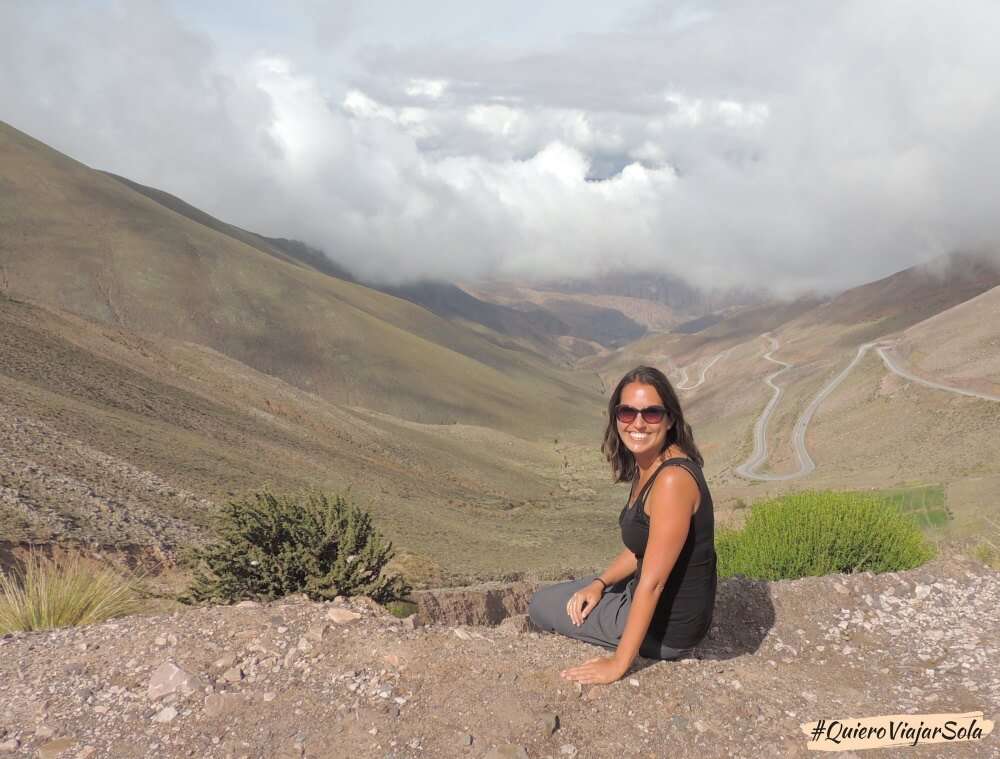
[1,554,997,759]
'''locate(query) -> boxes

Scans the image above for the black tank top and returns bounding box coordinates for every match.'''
[618,457,717,649]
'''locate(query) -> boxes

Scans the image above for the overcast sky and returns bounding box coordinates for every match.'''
[2,1,999,295]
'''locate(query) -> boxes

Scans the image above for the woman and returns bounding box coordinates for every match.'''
[528,365,717,685]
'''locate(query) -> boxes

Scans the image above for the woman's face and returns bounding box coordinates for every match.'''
[617,382,671,460]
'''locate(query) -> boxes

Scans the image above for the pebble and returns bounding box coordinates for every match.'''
[541,711,560,735]
[152,706,178,723]
[560,745,578,757]
[327,608,361,624]
[148,662,199,700]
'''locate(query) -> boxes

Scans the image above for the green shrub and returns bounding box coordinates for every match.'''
[715,490,934,581]
[182,490,410,604]
[0,550,143,633]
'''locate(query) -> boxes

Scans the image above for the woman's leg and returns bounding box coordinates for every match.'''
[530,576,696,661]
[528,575,632,652]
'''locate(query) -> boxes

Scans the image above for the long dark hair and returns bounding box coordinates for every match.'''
[601,365,703,482]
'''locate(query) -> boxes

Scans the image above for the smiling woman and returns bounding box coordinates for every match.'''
[528,365,718,685]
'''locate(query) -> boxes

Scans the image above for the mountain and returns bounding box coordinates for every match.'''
[0,121,604,438]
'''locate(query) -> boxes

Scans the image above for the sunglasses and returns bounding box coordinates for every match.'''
[614,404,668,425]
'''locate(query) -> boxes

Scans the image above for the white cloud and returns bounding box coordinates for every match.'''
[2,0,999,296]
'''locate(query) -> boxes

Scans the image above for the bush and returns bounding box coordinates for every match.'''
[0,550,142,633]
[715,490,935,581]
[183,490,410,604]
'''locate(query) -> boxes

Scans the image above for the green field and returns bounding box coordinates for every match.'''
[849,485,951,530]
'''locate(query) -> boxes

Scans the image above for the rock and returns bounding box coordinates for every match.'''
[402,616,423,631]
[628,677,640,687]
[148,662,199,700]
[283,649,299,668]
[235,600,261,608]
[37,738,77,759]
[915,584,932,599]
[221,666,244,683]
[35,725,55,739]
[412,581,539,626]
[0,739,19,753]
[560,745,578,757]
[77,747,97,759]
[152,706,177,723]
[485,745,530,759]
[498,614,542,634]
[305,623,329,642]
[204,693,245,718]
[262,692,277,702]
[458,734,473,747]
[327,608,362,624]
[541,711,560,735]
[214,653,237,670]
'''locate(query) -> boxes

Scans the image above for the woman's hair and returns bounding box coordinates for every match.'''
[601,365,703,482]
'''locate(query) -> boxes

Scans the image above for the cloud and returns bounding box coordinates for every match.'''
[2,0,999,296]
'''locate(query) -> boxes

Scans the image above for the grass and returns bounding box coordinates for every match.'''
[851,484,951,530]
[0,550,144,633]
[715,490,935,581]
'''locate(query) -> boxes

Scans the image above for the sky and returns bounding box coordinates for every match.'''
[2,0,999,295]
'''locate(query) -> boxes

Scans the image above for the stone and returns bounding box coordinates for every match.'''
[77,747,97,759]
[204,693,245,718]
[214,653,237,670]
[402,616,423,631]
[459,734,474,747]
[327,608,362,624]
[37,739,77,759]
[560,745,578,757]
[485,745,529,759]
[35,725,55,739]
[222,667,244,683]
[148,662,199,700]
[235,600,261,608]
[541,711,560,736]
[0,739,19,753]
[152,706,178,723]
[305,623,329,642]
[498,614,542,634]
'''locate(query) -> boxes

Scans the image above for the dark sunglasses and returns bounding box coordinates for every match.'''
[614,404,668,424]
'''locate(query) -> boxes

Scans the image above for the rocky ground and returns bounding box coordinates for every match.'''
[1,556,998,758]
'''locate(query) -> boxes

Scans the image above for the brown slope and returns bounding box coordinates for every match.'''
[0,294,623,583]
[891,283,1000,396]
[0,121,602,438]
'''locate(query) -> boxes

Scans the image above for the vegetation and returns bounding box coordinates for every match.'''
[0,551,142,633]
[848,484,950,529]
[715,490,935,580]
[183,490,410,604]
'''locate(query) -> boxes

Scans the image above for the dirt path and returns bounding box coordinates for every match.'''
[736,335,1000,482]
[676,349,731,391]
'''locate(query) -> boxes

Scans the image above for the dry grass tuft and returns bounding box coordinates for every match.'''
[0,550,144,633]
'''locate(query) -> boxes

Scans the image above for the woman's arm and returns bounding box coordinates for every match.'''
[611,468,698,671]
[592,548,638,588]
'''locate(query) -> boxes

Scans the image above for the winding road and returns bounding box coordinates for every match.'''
[735,335,1000,481]
[676,348,732,391]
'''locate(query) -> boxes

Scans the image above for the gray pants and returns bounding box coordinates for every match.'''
[528,575,694,661]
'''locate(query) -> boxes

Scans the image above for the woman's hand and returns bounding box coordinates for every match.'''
[559,654,628,685]
[565,580,604,626]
